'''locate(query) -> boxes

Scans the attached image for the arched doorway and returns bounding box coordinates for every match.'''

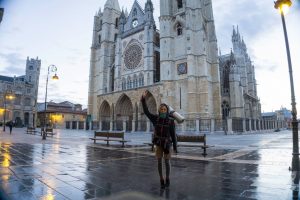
[137,91,157,131]
[24,112,29,127]
[99,101,111,130]
[115,94,133,131]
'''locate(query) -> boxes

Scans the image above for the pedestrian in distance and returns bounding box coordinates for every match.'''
[8,121,13,134]
[141,90,177,189]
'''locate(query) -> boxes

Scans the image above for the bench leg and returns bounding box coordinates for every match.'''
[151,143,154,152]
[94,138,96,144]
[121,142,125,148]
[202,147,207,157]
[106,141,109,146]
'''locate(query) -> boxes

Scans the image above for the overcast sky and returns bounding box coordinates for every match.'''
[0,0,299,117]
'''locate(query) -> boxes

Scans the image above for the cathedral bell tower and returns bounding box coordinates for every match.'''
[159,0,221,119]
[88,0,121,119]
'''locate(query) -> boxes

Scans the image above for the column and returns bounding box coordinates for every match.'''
[99,120,102,131]
[243,119,246,132]
[110,121,113,131]
[76,121,79,130]
[196,119,200,132]
[227,118,233,134]
[132,121,136,132]
[146,119,150,132]
[249,120,252,132]
[210,119,215,133]
[123,120,126,132]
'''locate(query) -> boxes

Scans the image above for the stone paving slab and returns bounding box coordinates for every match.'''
[0,128,298,199]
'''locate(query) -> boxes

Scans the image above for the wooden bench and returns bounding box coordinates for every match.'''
[90,131,129,147]
[26,127,39,135]
[177,134,211,156]
[41,128,55,137]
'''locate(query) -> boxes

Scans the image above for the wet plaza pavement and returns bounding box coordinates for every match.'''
[0,128,299,199]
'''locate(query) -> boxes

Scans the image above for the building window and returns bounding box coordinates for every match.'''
[100,20,102,30]
[222,101,230,119]
[122,79,126,90]
[14,95,21,105]
[29,66,33,70]
[133,8,137,16]
[114,34,118,41]
[24,98,31,106]
[115,18,119,28]
[177,0,183,9]
[98,35,101,44]
[139,75,144,86]
[177,23,183,36]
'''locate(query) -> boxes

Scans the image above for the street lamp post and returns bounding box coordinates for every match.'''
[42,65,59,140]
[2,90,14,132]
[274,0,299,171]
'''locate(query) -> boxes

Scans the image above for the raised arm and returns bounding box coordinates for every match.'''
[141,96,157,123]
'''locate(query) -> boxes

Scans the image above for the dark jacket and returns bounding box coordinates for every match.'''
[141,97,177,151]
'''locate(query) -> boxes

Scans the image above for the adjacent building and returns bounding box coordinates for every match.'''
[219,26,261,132]
[0,8,4,24]
[37,101,87,129]
[0,57,41,127]
[88,0,222,132]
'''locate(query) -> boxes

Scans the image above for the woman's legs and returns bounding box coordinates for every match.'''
[165,159,170,187]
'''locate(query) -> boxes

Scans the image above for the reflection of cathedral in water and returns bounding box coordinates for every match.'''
[88,0,261,133]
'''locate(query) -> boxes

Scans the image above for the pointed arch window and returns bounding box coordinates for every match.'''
[100,20,102,30]
[133,75,138,88]
[115,18,119,28]
[223,63,230,95]
[98,35,101,44]
[127,77,131,89]
[138,74,144,86]
[133,8,137,16]
[222,101,230,119]
[177,0,183,9]
[122,78,126,90]
[177,23,183,36]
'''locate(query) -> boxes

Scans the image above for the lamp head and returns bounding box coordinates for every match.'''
[52,74,59,80]
[274,0,292,15]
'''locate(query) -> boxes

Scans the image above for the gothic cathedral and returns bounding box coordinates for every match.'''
[88,0,222,132]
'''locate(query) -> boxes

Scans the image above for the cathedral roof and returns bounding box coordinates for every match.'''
[104,0,120,11]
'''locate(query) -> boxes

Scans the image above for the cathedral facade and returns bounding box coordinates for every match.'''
[88,0,222,132]
[219,27,261,132]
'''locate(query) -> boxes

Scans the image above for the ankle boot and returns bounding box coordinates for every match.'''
[160,179,165,189]
[165,178,170,187]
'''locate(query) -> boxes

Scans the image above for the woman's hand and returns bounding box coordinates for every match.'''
[141,90,148,100]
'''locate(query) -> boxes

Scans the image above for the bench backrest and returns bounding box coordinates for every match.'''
[27,127,35,131]
[177,135,206,144]
[45,128,53,133]
[94,131,108,137]
[94,131,124,139]
[108,132,124,139]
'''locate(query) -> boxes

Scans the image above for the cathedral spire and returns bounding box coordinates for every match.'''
[145,0,155,27]
[104,0,120,11]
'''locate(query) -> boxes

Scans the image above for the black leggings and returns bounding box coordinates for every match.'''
[158,158,170,179]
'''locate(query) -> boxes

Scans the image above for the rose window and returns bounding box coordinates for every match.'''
[124,44,142,70]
